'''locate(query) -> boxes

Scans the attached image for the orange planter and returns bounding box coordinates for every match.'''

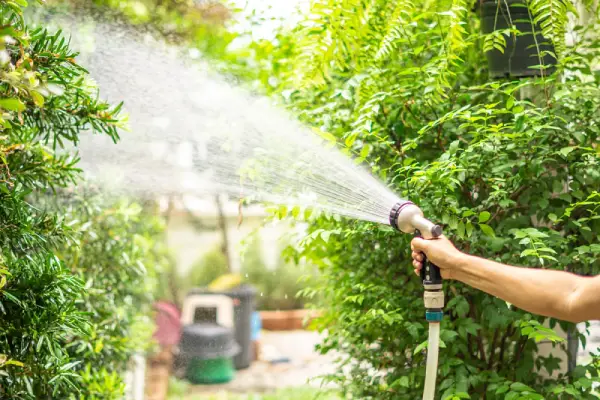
[259,309,322,331]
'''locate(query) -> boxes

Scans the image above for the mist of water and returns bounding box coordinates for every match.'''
[47,11,404,225]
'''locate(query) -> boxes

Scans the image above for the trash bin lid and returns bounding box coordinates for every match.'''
[180,323,240,360]
[188,284,257,299]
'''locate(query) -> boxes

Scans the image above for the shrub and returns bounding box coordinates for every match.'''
[0,2,166,397]
[247,1,600,399]
[0,1,125,397]
[58,194,168,398]
[186,246,230,289]
[241,235,314,311]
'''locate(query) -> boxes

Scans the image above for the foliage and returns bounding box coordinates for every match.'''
[239,0,600,399]
[0,1,166,398]
[186,246,230,289]
[162,244,231,307]
[44,0,246,72]
[0,0,126,397]
[57,194,168,399]
[23,0,600,397]
[241,236,310,311]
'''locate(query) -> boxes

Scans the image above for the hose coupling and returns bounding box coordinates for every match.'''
[424,289,444,322]
[424,290,445,309]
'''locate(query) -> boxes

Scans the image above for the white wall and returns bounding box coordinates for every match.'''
[165,199,295,277]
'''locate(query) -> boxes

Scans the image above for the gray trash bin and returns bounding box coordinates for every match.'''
[187,284,256,369]
[180,323,240,384]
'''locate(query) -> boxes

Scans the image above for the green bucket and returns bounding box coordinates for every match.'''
[186,357,236,384]
[180,323,241,385]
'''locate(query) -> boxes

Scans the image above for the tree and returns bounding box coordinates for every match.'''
[0,1,154,397]
[244,1,600,398]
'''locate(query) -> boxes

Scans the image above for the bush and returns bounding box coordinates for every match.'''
[0,1,125,397]
[246,1,600,399]
[0,2,165,397]
[241,236,313,311]
[183,246,230,292]
[58,194,168,398]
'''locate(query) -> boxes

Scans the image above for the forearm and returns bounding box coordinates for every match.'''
[452,254,589,322]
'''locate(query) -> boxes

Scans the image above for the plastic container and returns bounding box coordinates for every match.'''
[479,0,556,78]
[179,323,240,384]
[187,285,256,369]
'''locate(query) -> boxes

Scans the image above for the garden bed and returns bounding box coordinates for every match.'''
[259,310,321,331]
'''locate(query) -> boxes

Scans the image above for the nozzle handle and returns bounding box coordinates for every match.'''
[415,230,443,286]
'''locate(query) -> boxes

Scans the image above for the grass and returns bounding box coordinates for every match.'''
[167,378,340,400]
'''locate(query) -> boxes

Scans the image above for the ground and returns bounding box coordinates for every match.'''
[183,330,337,398]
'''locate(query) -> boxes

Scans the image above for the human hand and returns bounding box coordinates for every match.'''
[410,235,464,280]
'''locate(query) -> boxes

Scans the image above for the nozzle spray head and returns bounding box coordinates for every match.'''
[389,202,442,239]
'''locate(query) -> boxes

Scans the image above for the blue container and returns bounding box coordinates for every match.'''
[250,311,261,341]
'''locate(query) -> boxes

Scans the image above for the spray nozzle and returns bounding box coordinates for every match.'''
[389,202,442,239]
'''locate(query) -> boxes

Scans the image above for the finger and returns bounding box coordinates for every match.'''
[414,269,419,276]
[414,252,424,262]
[412,260,422,269]
[411,237,427,252]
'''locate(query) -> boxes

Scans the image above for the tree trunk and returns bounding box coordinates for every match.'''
[215,194,232,273]
[164,196,182,307]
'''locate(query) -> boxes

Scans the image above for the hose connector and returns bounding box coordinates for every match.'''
[424,291,444,322]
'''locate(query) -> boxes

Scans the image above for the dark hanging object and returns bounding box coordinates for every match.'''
[478,0,557,79]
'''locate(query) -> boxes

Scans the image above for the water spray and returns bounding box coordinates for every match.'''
[389,201,443,400]
[53,16,446,397]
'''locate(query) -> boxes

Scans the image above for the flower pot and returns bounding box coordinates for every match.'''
[479,0,556,78]
[259,309,321,331]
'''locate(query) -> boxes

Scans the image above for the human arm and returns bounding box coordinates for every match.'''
[411,236,600,323]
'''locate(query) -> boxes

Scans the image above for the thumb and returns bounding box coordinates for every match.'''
[410,237,430,253]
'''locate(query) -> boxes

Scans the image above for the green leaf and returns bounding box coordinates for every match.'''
[0,98,25,112]
[466,221,473,237]
[457,221,465,238]
[3,359,24,367]
[510,382,534,392]
[559,146,576,158]
[452,393,470,399]
[291,206,300,219]
[314,128,337,144]
[496,385,509,395]
[360,144,370,158]
[504,392,519,400]
[520,249,538,257]
[506,96,514,109]
[479,224,495,237]
[478,211,491,223]
[30,90,44,107]
[414,340,428,354]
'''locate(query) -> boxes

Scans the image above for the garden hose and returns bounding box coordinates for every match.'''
[390,202,444,400]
